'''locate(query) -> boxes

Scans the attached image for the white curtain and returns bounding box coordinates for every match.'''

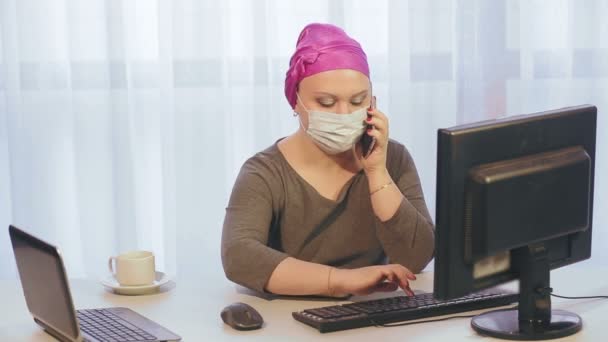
[1,0,607,281]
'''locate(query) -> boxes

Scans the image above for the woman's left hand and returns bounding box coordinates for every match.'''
[355,106,389,176]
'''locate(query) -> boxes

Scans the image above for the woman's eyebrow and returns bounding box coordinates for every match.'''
[350,90,368,99]
[312,91,337,97]
[311,89,369,98]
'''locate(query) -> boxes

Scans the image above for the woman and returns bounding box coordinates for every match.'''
[221,23,434,297]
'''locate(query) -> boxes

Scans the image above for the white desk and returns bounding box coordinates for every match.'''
[1,263,607,341]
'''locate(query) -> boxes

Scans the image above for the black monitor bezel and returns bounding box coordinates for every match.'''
[434,105,596,300]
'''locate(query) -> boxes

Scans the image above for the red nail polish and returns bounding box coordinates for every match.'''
[366,116,372,122]
[367,128,373,133]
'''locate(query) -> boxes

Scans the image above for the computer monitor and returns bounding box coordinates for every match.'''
[433,105,596,340]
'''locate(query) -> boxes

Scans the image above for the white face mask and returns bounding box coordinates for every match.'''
[297,94,367,154]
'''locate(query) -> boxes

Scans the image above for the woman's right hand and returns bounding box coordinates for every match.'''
[330,264,416,297]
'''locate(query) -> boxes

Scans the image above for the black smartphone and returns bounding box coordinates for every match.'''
[361,95,376,158]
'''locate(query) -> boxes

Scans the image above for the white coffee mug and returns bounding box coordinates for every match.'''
[108,251,155,286]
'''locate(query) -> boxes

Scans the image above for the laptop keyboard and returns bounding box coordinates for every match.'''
[77,309,157,342]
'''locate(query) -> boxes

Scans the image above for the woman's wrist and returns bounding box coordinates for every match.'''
[329,267,347,297]
[366,168,391,191]
[327,266,336,296]
[367,167,404,221]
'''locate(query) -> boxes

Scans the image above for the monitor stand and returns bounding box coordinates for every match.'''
[471,243,582,340]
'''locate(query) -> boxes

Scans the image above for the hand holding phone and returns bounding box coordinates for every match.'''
[360,95,376,158]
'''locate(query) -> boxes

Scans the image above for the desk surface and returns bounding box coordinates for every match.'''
[1,263,607,342]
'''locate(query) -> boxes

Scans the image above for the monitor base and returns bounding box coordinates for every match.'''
[471,308,582,340]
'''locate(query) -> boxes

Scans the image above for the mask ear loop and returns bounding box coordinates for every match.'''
[294,92,310,128]
[294,93,307,129]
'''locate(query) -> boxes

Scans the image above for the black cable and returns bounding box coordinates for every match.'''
[538,287,608,300]
[550,293,608,300]
[371,305,517,328]
[370,314,477,328]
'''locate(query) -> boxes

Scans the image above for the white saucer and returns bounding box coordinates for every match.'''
[101,271,171,296]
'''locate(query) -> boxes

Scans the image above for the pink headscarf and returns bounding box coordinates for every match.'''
[284,23,370,109]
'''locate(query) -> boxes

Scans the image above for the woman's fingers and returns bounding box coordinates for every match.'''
[348,265,417,296]
[367,109,389,126]
[372,269,399,293]
[367,107,387,120]
[375,281,399,293]
[365,127,383,142]
[364,110,389,151]
[387,265,416,296]
[370,108,388,121]
[401,266,416,281]
[365,116,388,136]
[365,116,387,133]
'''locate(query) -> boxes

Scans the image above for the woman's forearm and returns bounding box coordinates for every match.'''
[265,257,334,296]
[367,168,404,221]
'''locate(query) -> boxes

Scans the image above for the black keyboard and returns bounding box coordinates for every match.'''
[77,309,157,342]
[293,289,518,333]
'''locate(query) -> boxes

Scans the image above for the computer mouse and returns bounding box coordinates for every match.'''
[221,302,264,330]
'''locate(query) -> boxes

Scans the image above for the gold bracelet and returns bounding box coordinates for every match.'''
[327,266,335,297]
[370,180,393,196]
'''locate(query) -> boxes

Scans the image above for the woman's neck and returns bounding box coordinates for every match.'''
[282,130,361,173]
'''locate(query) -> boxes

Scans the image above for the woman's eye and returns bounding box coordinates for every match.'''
[319,102,335,108]
[351,96,366,106]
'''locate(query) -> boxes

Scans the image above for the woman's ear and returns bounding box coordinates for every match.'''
[293,101,303,116]
[293,95,307,117]
[294,103,308,129]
